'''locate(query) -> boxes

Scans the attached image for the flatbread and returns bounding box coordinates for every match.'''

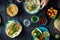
[54,18,60,32]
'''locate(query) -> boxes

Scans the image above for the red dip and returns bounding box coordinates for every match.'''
[40,17,47,25]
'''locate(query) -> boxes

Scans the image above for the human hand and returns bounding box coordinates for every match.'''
[40,0,49,9]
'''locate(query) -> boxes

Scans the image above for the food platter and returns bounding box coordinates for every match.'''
[32,27,50,40]
[0,0,60,40]
[5,20,22,38]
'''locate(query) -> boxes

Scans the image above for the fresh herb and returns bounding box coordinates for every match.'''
[9,23,19,35]
[32,4,37,11]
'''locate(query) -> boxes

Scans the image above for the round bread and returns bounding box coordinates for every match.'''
[6,3,18,17]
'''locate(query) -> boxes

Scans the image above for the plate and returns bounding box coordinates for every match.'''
[5,20,22,38]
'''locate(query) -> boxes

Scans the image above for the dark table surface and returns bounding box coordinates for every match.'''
[0,0,60,40]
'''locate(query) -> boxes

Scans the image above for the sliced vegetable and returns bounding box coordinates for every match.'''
[8,23,20,35]
[32,28,42,38]
[42,31,50,38]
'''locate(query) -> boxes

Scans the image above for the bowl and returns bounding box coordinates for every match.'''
[39,17,47,25]
[31,16,39,23]
[23,19,31,27]
[32,27,50,40]
[23,0,40,14]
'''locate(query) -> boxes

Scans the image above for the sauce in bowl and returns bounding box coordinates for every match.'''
[40,17,47,25]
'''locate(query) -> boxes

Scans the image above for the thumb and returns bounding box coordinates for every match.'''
[40,0,44,5]
[40,3,45,9]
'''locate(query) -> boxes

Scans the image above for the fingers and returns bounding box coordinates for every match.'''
[40,0,44,5]
[40,0,49,9]
[40,2,45,9]
[40,0,45,9]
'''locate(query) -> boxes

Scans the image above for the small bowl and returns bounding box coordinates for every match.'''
[31,16,39,23]
[16,0,22,3]
[23,19,31,27]
[39,17,47,25]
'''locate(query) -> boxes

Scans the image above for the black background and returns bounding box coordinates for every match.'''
[0,0,60,40]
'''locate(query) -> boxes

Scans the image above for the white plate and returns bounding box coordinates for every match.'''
[5,20,22,38]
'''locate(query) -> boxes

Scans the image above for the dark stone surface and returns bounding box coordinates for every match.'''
[0,0,60,40]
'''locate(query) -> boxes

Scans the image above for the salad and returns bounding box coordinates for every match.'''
[24,0,40,14]
[32,27,50,40]
[5,20,22,38]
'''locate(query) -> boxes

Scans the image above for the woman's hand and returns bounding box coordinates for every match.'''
[40,0,49,9]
